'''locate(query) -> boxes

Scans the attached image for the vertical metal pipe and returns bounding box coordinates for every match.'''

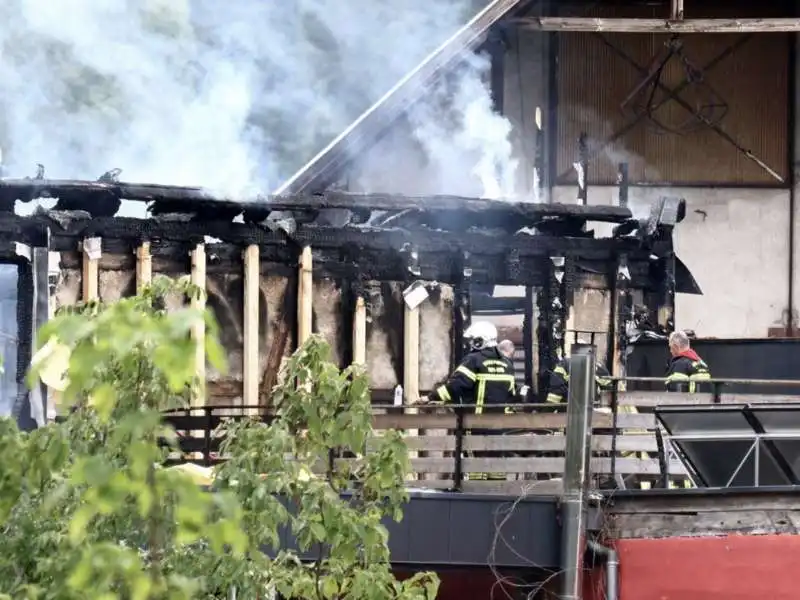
[559,353,595,600]
[576,134,589,205]
[587,541,619,600]
[617,163,629,209]
[787,31,797,336]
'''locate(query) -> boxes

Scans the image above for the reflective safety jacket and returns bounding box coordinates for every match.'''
[665,349,711,392]
[546,360,613,405]
[430,347,516,413]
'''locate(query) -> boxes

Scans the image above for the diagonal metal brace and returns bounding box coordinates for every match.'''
[599,35,784,182]
[555,34,753,182]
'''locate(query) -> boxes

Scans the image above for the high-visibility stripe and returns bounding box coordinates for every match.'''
[554,366,569,378]
[482,359,508,368]
[436,385,451,402]
[546,393,563,404]
[476,373,516,394]
[665,372,690,382]
[456,365,476,381]
[475,379,486,415]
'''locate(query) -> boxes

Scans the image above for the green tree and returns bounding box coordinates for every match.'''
[0,276,438,600]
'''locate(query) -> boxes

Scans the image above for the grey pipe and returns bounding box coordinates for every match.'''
[587,540,619,600]
[559,353,595,600]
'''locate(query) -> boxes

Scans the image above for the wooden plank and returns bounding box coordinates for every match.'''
[372,411,654,431]
[297,246,313,345]
[406,479,565,495]
[514,16,800,33]
[242,245,260,413]
[135,241,152,293]
[380,433,660,453]
[334,457,685,475]
[190,243,206,408]
[353,295,367,366]
[81,237,100,301]
[403,302,421,464]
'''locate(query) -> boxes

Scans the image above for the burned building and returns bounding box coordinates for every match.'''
[0,177,686,423]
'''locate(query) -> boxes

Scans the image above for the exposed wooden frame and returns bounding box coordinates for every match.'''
[670,0,684,21]
[352,295,367,366]
[403,302,421,473]
[135,241,152,293]
[81,237,100,301]
[242,244,260,413]
[513,17,800,33]
[190,243,206,407]
[297,246,313,346]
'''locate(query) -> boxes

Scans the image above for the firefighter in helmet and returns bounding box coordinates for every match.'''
[428,321,520,412]
[425,321,524,481]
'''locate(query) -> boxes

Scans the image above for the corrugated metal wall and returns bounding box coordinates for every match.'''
[0,265,18,417]
[555,31,789,185]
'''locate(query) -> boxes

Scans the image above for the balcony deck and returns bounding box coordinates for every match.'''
[164,384,800,496]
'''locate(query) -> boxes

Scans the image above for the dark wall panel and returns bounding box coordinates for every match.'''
[556,26,789,185]
[628,338,800,394]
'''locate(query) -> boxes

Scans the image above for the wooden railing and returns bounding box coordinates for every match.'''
[162,381,800,495]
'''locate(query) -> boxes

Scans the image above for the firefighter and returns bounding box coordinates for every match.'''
[665,330,711,392]
[425,321,521,481]
[663,330,709,489]
[545,345,613,409]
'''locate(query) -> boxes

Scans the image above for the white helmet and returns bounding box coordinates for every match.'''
[464,321,498,351]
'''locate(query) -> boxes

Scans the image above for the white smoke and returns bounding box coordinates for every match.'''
[0,0,518,199]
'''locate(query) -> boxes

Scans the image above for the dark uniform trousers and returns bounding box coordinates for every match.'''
[432,347,517,481]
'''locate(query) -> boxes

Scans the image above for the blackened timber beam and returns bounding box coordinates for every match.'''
[0,213,663,261]
[0,179,636,225]
[261,192,634,223]
[513,17,800,33]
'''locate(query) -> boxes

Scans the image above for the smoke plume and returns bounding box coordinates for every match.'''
[0,0,517,199]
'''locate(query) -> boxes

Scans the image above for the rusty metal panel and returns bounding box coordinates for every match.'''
[556,32,789,185]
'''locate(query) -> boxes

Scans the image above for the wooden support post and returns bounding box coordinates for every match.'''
[191,244,207,408]
[243,245,260,414]
[297,246,313,346]
[81,237,101,301]
[403,303,421,477]
[353,296,367,365]
[670,0,684,20]
[136,241,152,293]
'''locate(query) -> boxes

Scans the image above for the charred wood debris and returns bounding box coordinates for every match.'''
[0,170,682,291]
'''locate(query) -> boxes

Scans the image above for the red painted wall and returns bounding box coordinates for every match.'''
[586,534,800,600]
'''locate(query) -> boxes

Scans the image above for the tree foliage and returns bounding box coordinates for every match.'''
[0,276,438,600]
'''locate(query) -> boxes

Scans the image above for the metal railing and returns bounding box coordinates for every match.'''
[159,377,800,493]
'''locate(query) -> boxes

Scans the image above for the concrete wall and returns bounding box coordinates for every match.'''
[551,185,791,339]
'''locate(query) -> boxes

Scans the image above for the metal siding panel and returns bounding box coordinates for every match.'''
[627,339,800,395]
[556,32,789,185]
[0,265,17,417]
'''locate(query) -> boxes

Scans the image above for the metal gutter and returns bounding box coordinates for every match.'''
[273,0,528,196]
